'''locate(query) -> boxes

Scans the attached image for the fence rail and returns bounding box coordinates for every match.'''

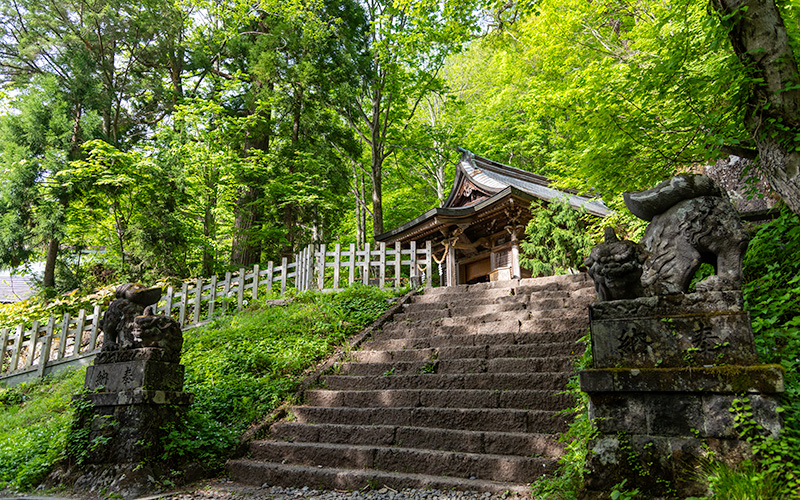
[0,241,436,385]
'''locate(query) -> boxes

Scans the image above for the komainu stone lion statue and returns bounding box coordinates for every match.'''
[586,174,749,300]
[100,283,182,360]
[101,283,162,351]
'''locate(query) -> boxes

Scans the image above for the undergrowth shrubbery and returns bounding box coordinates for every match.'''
[0,284,398,490]
[159,284,398,471]
[734,206,800,497]
[0,368,85,490]
[530,333,594,500]
[0,285,117,331]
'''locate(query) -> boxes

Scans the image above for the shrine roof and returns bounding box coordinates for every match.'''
[375,148,611,243]
[444,148,612,216]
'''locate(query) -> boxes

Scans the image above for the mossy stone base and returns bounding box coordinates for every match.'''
[580,365,784,497]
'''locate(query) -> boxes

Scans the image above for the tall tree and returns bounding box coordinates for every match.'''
[0,0,192,287]
[337,0,478,237]
[711,0,800,213]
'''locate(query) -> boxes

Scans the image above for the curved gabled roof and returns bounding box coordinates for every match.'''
[447,148,612,217]
[375,148,611,243]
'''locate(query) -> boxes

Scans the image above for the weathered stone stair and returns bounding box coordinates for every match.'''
[228,273,595,494]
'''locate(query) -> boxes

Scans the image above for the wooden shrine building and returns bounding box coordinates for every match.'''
[375,148,612,286]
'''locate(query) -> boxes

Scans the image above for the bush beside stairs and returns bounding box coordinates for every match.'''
[227,273,596,494]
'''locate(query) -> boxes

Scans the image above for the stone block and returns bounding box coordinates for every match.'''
[591,311,758,368]
[584,434,711,498]
[588,394,649,434]
[86,360,185,392]
[94,347,173,364]
[76,395,190,464]
[589,291,745,320]
[579,365,785,394]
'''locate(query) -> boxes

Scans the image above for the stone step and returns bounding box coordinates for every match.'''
[269,422,566,458]
[291,406,571,434]
[323,372,571,392]
[304,389,573,410]
[337,356,574,376]
[246,441,557,483]
[395,299,592,323]
[227,460,532,495]
[393,303,525,322]
[415,282,519,297]
[349,342,584,363]
[407,289,573,308]
[417,273,590,297]
[362,328,587,351]
[377,313,587,339]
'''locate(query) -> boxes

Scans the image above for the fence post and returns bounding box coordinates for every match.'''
[266,261,274,292]
[333,244,341,290]
[37,318,55,379]
[10,325,23,371]
[410,241,417,283]
[192,277,202,325]
[298,249,305,292]
[25,320,40,369]
[426,240,433,287]
[318,244,326,290]
[394,242,402,287]
[165,286,174,318]
[379,242,386,289]
[237,267,245,310]
[89,305,101,351]
[295,250,302,292]
[252,264,260,301]
[362,242,370,284]
[208,275,217,319]
[179,281,189,325]
[347,243,355,286]
[222,272,232,313]
[280,257,288,294]
[74,309,86,355]
[304,246,311,291]
[57,314,70,360]
[308,246,314,290]
[0,328,8,373]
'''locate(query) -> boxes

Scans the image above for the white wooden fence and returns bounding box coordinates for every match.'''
[0,241,436,385]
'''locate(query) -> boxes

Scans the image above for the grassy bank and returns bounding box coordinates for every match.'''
[0,284,398,491]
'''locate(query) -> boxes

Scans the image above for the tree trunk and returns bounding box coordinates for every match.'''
[712,0,800,213]
[42,238,58,289]
[202,199,215,276]
[231,77,272,266]
[230,185,263,267]
[371,155,383,237]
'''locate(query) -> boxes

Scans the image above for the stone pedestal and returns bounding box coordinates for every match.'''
[580,292,784,497]
[76,348,193,464]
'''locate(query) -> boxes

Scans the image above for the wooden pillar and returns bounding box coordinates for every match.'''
[446,244,457,287]
[511,242,521,280]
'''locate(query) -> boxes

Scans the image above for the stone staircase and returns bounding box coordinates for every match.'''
[228,273,595,494]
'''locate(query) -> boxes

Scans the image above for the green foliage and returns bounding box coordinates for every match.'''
[332,284,396,324]
[726,396,800,497]
[0,286,395,487]
[0,368,85,491]
[610,480,640,500]
[163,286,395,469]
[530,334,595,499]
[444,0,750,198]
[695,458,795,500]
[0,284,116,332]
[520,198,595,276]
[740,206,800,495]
